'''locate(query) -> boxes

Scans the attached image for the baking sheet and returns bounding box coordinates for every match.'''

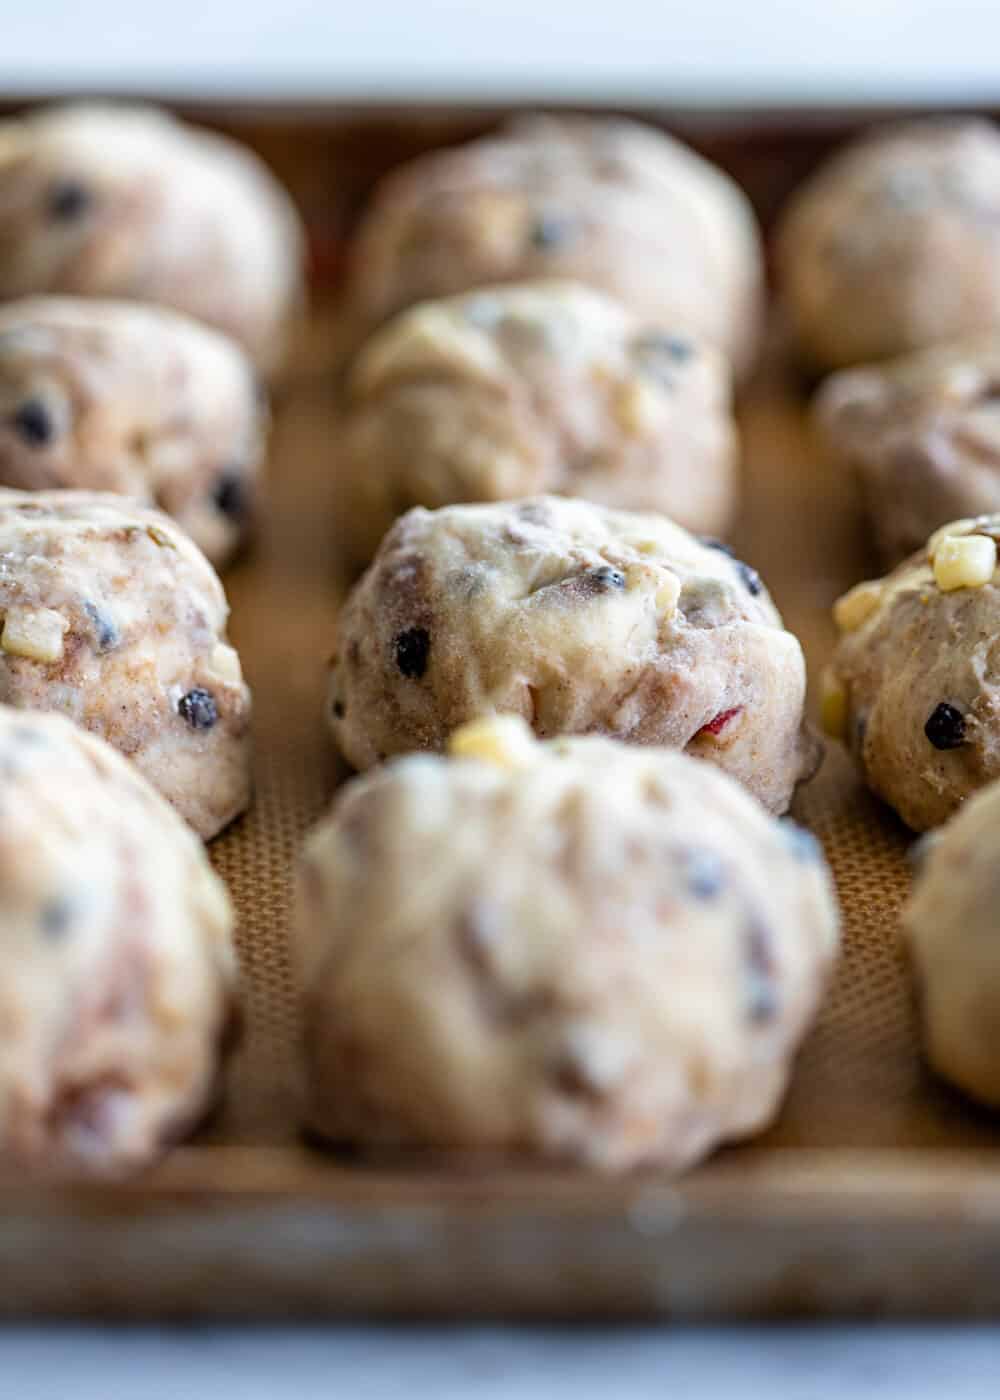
[1,109,999,1319]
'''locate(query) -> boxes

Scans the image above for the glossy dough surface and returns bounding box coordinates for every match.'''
[0,489,251,838]
[298,725,839,1170]
[0,706,237,1174]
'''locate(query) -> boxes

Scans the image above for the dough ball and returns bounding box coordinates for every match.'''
[329,495,818,815]
[905,779,1000,1108]
[0,705,238,1174]
[336,280,737,567]
[0,489,251,839]
[777,118,1000,371]
[298,719,839,1170]
[0,296,265,567]
[827,513,1000,830]
[0,103,305,371]
[816,336,1000,567]
[348,114,764,378]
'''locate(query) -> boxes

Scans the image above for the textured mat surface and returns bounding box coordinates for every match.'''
[199,341,1000,1157]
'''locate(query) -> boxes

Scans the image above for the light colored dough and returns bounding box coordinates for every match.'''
[0,296,265,567]
[0,705,238,1174]
[349,114,764,378]
[0,103,305,371]
[0,489,251,839]
[828,513,1000,830]
[777,118,1000,371]
[905,779,1000,1107]
[329,495,818,815]
[298,720,839,1170]
[336,280,737,566]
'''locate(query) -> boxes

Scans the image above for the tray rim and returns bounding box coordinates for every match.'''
[6,1145,1000,1221]
[6,1147,1000,1321]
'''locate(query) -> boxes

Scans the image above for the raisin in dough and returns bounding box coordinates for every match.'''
[827,514,1000,831]
[0,297,265,568]
[0,490,251,839]
[298,718,839,1170]
[0,103,305,372]
[0,706,238,1174]
[905,780,1000,1108]
[348,114,764,379]
[777,119,1000,372]
[816,336,1000,566]
[336,280,737,567]
[329,496,818,815]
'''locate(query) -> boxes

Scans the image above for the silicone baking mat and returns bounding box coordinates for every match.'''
[2,109,1000,1319]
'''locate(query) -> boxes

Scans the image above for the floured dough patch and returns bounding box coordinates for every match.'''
[297,722,839,1170]
[0,488,252,838]
[0,705,238,1175]
[336,280,737,566]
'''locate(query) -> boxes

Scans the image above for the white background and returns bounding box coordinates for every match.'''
[3,0,1000,1391]
[0,0,999,105]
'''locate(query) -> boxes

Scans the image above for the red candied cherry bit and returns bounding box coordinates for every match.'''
[697,706,743,738]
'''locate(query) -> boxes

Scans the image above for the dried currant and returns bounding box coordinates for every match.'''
[40,894,74,940]
[83,602,119,652]
[736,561,763,596]
[47,179,92,222]
[178,687,218,730]
[394,627,430,679]
[11,399,54,447]
[685,849,725,899]
[213,471,247,521]
[586,565,626,590]
[924,702,966,751]
[529,212,577,251]
[635,331,694,364]
[744,921,779,1024]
